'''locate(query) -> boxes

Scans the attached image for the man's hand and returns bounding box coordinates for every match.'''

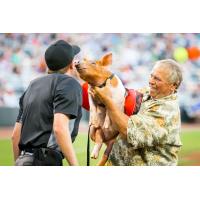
[90,79,112,106]
[91,78,129,137]
[11,122,22,162]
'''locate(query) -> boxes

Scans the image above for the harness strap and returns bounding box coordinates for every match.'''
[82,82,90,110]
[124,88,136,116]
[82,82,138,116]
[98,73,114,88]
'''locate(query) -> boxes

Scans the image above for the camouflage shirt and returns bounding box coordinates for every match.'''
[107,88,182,166]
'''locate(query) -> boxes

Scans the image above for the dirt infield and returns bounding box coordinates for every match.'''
[0,122,90,139]
[0,122,200,139]
[183,152,200,166]
[181,123,200,131]
[0,127,13,139]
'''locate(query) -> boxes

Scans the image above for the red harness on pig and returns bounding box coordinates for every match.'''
[82,82,138,116]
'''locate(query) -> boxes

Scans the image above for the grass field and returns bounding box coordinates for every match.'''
[0,130,200,166]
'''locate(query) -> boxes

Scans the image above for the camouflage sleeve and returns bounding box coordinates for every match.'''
[127,103,168,149]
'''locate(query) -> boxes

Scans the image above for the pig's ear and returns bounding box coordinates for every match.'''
[101,53,112,66]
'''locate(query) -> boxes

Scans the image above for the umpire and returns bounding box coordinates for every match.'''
[12,40,82,166]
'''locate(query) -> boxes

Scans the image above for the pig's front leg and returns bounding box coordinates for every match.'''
[90,128,104,159]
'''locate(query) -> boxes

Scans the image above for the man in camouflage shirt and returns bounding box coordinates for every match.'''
[91,59,183,166]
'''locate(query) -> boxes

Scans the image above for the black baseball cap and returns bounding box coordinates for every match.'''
[45,40,80,71]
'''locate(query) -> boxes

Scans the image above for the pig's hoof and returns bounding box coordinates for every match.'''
[90,152,99,159]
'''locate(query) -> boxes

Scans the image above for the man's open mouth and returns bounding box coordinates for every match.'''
[150,86,157,91]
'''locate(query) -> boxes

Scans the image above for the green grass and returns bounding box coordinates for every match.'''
[63,133,106,166]
[0,133,105,166]
[0,139,13,166]
[178,130,200,166]
[0,130,200,166]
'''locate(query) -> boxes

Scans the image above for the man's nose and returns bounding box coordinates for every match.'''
[149,76,155,85]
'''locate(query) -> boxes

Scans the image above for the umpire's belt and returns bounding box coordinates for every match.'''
[23,148,34,153]
[21,148,44,156]
[21,149,34,156]
[21,148,63,158]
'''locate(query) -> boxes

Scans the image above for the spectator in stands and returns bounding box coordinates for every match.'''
[0,33,199,121]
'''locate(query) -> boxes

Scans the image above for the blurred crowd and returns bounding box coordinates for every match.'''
[0,33,200,121]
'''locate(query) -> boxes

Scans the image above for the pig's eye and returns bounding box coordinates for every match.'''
[91,62,96,65]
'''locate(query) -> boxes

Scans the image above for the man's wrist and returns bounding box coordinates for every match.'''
[105,97,116,111]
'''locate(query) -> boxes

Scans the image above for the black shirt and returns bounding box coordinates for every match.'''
[16,73,82,150]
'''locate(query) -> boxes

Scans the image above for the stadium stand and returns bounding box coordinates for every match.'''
[0,33,200,125]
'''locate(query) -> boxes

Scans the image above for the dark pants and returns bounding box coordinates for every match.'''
[15,148,63,166]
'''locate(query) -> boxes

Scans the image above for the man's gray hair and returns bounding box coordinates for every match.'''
[154,59,183,89]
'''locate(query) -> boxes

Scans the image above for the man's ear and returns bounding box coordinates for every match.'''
[69,63,73,69]
[101,53,112,66]
[171,83,177,93]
